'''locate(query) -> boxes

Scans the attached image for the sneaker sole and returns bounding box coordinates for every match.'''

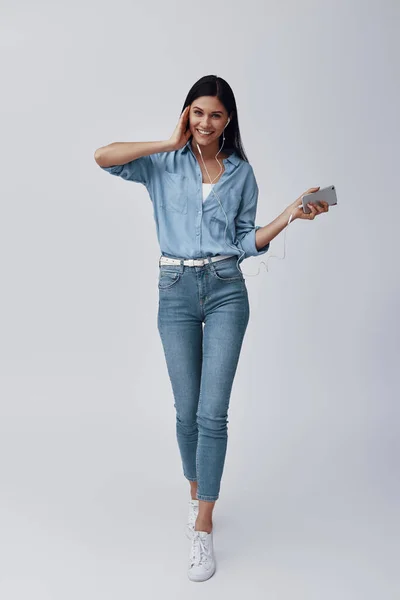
[188,563,216,582]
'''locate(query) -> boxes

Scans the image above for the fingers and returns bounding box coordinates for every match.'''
[307,200,329,218]
[180,105,190,123]
[307,203,317,218]
[316,200,329,212]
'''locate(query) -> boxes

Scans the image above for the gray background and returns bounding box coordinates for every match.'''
[1,0,399,598]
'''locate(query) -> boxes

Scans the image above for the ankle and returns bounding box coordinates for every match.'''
[195,524,212,534]
[189,483,198,501]
[195,518,213,534]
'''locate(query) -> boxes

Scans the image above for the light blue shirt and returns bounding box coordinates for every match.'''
[100,139,270,263]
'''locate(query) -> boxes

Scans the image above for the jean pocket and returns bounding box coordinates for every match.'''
[161,170,188,214]
[158,268,182,289]
[210,259,244,281]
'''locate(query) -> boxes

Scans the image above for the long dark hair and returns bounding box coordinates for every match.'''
[181,75,249,163]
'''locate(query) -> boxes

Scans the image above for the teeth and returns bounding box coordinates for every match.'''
[197,129,212,135]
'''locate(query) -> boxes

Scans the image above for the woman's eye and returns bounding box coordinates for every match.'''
[194,110,221,118]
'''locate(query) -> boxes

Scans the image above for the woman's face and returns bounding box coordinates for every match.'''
[189,96,230,146]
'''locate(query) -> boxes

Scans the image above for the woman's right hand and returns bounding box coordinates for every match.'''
[167,105,192,151]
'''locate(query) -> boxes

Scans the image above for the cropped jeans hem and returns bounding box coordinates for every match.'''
[196,493,219,502]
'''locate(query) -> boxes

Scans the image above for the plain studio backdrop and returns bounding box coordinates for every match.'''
[0,1,399,598]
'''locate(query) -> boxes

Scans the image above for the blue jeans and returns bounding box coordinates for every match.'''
[157,256,250,502]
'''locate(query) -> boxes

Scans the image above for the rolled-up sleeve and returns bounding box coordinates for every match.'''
[100,153,157,187]
[235,166,270,260]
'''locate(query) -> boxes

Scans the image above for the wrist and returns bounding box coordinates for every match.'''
[162,139,178,152]
[283,208,296,223]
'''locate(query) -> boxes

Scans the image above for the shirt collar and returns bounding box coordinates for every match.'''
[180,139,241,166]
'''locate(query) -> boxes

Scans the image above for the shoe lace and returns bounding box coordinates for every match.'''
[190,531,211,567]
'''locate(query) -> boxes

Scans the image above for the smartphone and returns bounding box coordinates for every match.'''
[302,185,338,214]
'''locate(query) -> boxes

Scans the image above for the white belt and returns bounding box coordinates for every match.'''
[159,254,235,267]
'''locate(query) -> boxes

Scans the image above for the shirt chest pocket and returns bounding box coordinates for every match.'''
[210,215,236,243]
[209,188,241,235]
[161,170,188,214]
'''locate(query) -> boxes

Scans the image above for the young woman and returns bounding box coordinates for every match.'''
[94,74,329,582]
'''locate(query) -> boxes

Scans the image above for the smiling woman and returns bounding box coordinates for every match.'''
[94,74,267,583]
[94,73,328,583]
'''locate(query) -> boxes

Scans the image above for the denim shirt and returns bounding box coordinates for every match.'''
[100,139,270,263]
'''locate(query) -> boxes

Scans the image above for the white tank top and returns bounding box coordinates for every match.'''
[202,183,213,202]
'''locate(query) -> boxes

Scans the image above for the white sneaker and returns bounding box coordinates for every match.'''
[186,498,199,540]
[188,529,216,582]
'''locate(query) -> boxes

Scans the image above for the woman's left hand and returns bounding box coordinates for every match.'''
[285,187,330,221]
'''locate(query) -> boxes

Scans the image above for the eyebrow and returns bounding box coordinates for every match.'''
[193,106,223,114]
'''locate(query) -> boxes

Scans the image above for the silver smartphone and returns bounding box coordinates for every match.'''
[302,185,338,214]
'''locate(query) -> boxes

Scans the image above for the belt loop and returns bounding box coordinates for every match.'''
[180,258,184,272]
